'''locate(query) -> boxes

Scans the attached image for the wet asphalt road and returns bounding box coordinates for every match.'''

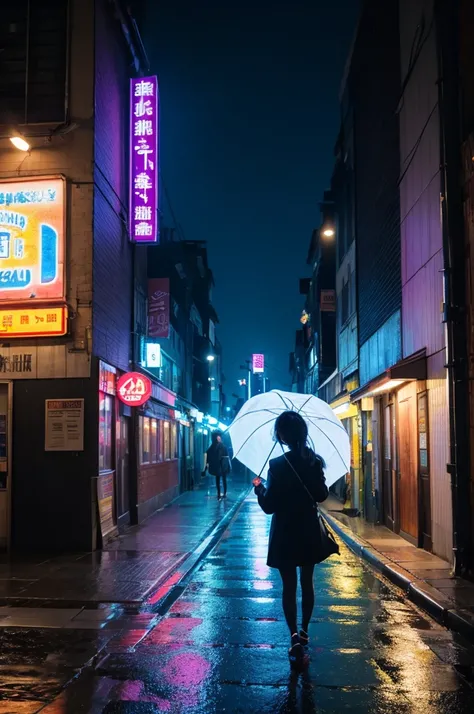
[2,495,474,713]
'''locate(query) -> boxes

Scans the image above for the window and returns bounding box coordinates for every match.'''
[140,416,151,464]
[0,1,69,125]
[163,421,171,460]
[160,353,173,390]
[157,420,163,461]
[171,422,177,459]
[150,419,158,463]
[99,393,113,471]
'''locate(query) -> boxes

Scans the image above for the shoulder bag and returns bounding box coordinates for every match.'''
[283,454,340,563]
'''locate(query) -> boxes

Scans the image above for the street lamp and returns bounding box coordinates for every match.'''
[206,354,215,362]
[322,227,335,238]
[9,129,30,152]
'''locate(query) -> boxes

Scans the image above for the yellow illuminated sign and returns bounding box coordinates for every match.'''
[0,306,67,338]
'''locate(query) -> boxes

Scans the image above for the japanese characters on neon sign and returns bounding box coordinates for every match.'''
[0,177,65,301]
[130,76,159,243]
[117,372,152,407]
[252,354,265,374]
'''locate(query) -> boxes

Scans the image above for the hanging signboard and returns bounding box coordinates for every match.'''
[252,354,265,374]
[320,290,336,312]
[130,76,159,243]
[145,342,161,369]
[0,177,65,301]
[117,372,152,407]
[148,278,170,338]
[45,399,84,451]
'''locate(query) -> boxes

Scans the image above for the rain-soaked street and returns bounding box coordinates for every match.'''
[1,490,474,713]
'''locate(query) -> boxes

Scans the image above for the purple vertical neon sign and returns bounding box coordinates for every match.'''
[130,76,159,243]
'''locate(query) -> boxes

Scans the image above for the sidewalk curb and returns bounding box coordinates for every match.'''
[146,486,252,615]
[321,508,474,644]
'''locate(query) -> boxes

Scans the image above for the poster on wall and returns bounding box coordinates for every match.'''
[148,278,170,338]
[45,399,84,451]
[97,472,115,540]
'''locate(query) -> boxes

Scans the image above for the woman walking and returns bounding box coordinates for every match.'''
[204,431,231,500]
[253,411,329,668]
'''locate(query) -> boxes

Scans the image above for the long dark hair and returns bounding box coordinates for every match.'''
[274,411,308,455]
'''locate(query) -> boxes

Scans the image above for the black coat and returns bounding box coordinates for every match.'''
[257,449,329,569]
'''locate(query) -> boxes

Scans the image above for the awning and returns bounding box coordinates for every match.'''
[330,394,358,419]
[351,349,426,402]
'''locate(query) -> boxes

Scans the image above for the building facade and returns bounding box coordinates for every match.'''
[0,0,225,554]
[294,0,472,569]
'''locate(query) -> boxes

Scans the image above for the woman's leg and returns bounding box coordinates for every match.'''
[278,567,298,635]
[215,474,221,498]
[300,565,315,633]
[222,472,227,497]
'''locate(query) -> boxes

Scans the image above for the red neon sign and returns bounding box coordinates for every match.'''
[117,372,152,407]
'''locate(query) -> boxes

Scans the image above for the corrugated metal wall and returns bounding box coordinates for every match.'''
[399,0,451,562]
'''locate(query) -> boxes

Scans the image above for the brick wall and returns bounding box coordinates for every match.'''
[92,0,133,373]
[138,460,179,505]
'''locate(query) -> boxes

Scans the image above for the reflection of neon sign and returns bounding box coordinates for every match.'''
[117,372,152,407]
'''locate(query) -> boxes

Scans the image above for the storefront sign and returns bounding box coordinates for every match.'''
[45,399,84,451]
[0,177,65,301]
[130,76,159,243]
[0,352,33,374]
[117,372,152,407]
[148,278,169,338]
[145,342,161,369]
[0,305,67,338]
[97,472,115,540]
[320,289,336,312]
[252,354,264,373]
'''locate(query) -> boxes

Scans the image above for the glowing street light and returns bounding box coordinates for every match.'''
[9,134,30,152]
[322,227,335,238]
[206,354,215,362]
[9,128,30,152]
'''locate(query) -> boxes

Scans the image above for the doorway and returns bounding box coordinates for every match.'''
[398,384,418,543]
[115,415,130,527]
[382,402,396,531]
[417,391,432,551]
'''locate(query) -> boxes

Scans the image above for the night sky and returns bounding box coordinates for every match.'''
[145,1,360,397]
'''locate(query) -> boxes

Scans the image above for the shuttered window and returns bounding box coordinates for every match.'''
[0,0,69,125]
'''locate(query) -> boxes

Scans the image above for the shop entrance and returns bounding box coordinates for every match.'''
[383,402,397,531]
[0,382,11,552]
[398,383,418,543]
[116,415,130,527]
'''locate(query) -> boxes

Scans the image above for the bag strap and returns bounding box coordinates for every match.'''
[283,453,317,509]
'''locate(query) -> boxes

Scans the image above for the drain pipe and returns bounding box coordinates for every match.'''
[435,0,471,575]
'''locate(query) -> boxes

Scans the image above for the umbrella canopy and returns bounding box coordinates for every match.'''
[227,390,350,487]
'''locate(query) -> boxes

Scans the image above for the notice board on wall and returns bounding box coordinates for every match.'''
[45,399,84,451]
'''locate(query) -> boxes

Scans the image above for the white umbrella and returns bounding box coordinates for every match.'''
[227,390,350,487]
